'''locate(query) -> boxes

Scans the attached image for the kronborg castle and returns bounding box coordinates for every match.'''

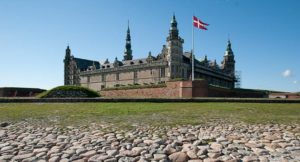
[64,15,236,92]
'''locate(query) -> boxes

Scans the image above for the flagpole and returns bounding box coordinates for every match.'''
[192,15,195,81]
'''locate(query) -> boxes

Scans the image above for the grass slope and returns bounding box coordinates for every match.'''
[0,103,299,127]
[38,85,100,98]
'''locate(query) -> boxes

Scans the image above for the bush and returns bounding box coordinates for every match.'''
[38,85,100,98]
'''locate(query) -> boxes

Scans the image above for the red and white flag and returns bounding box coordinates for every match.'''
[193,16,209,30]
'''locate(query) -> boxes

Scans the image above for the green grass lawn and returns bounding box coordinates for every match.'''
[0,102,299,127]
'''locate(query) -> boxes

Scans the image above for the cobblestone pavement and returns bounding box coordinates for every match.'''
[0,122,299,162]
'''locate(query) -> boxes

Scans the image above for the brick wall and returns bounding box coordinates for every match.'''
[101,80,267,98]
[101,81,191,98]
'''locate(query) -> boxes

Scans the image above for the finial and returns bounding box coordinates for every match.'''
[172,13,176,21]
[170,13,177,29]
[127,20,130,31]
[227,39,231,48]
[104,58,109,64]
[227,34,231,46]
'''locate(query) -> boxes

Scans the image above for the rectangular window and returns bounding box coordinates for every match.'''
[134,71,138,83]
[101,74,105,82]
[116,73,119,81]
[161,68,165,77]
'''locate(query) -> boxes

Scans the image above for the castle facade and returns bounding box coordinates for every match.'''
[64,15,236,92]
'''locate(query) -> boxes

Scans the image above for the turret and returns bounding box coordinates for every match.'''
[123,22,133,61]
[114,57,122,67]
[166,14,184,79]
[65,45,71,58]
[168,14,179,40]
[104,58,110,64]
[64,45,72,85]
[222,40,235,76]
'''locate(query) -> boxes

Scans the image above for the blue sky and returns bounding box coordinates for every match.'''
[0,0,299,92]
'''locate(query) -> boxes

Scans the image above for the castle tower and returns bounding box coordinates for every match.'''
[222,40,235,76]
[123,23,133,61]
[64,45,71,85]
[166,14,184,79]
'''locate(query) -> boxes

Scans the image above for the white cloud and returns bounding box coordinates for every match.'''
[282,69,293,78]
[293,80,298,84]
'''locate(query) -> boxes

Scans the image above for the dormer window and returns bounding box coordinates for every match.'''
[102,66,105,69]
[107,65,110,68]
[130,61,134,65]
[139,60,143,64]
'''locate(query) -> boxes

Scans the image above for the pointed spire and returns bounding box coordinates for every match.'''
[225,39,234,56]
[127,20,130,32]
[124,21,133,61]
[168,13,180,41]
[147,51,154,63]
[222,40,235,75]
[227,40,231,50]
[65,45,71,58]
[126,20,131,41]
[104,58,109,64]
[114,57,120,67]
[170,13,177,29]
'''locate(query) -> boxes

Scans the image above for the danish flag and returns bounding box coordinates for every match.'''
[193,16,209,30]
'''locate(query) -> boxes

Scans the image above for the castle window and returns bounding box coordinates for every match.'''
[134,71,138,84]
[101,74,105,82]
[107,65,110,68]
[161,68,165,77]
[116,73,119,81]
[139,60,143,64]
[130,61,134,65]
[102,66,105,69]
